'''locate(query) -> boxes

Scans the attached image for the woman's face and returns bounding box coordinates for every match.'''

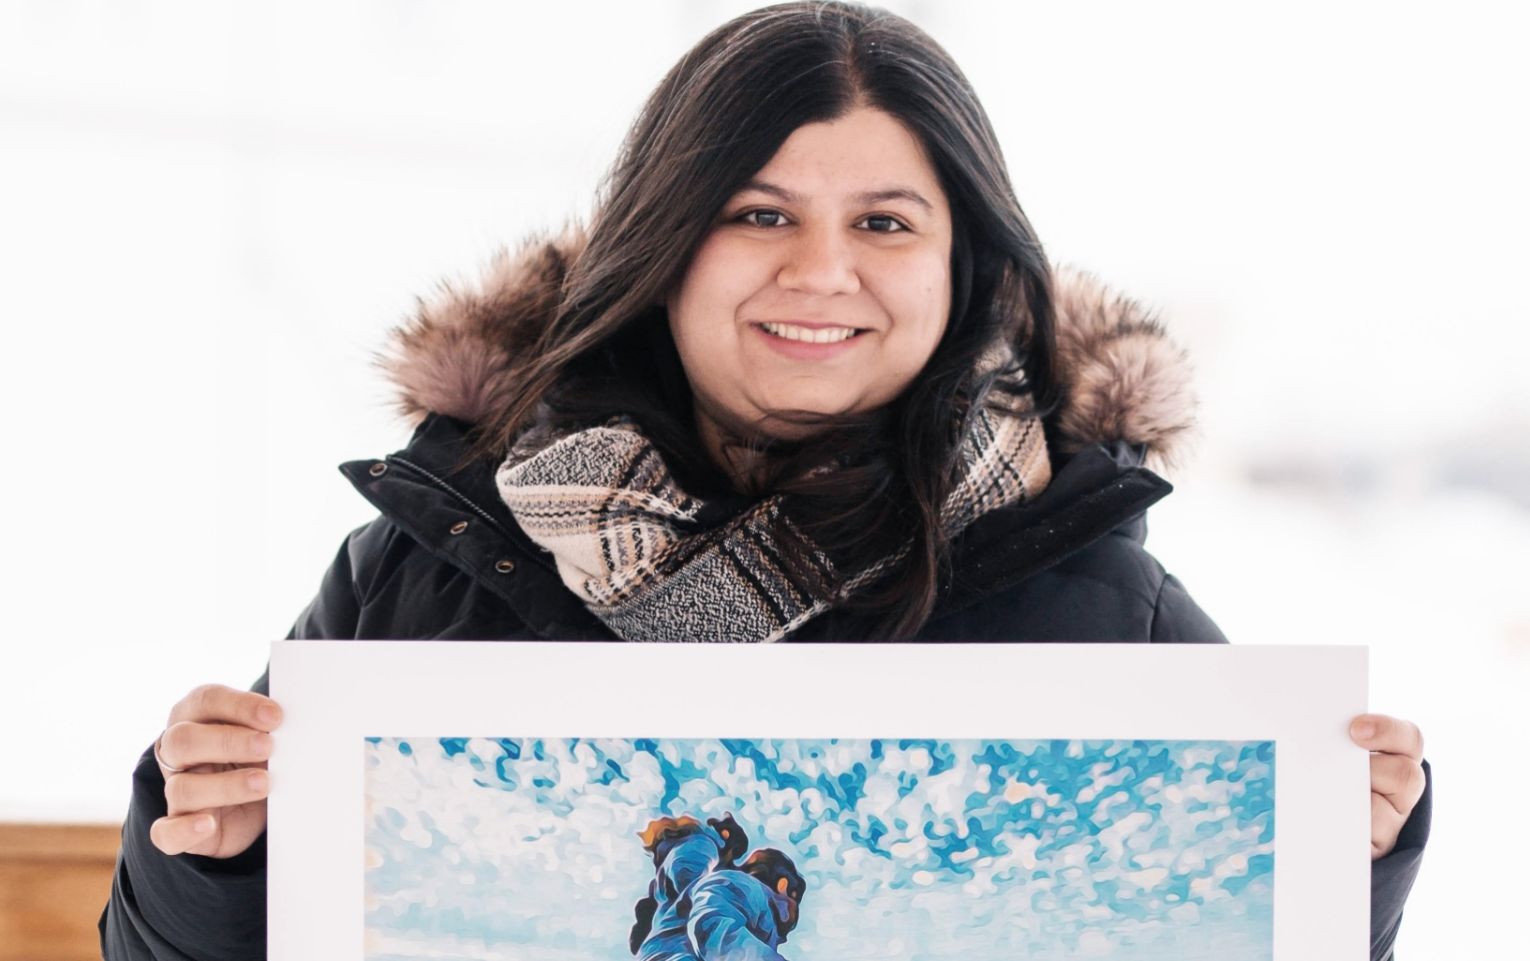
[665,106,954,447]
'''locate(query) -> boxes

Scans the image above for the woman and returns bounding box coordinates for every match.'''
[101,3,1431,959]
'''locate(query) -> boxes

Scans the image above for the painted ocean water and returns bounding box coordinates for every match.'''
[364,736,1274,960]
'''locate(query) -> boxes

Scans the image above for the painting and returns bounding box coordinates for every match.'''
[363,735,1274,960]
[269,642,1365,960]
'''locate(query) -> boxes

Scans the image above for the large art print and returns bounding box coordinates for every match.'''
[269,642,1369,960]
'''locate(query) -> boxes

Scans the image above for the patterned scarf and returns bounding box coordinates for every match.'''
[494,391,1051,643]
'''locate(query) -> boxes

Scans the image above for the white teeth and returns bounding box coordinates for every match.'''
[760,322,859,344]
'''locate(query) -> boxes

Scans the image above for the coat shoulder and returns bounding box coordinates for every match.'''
[919,531,1228,644]
[290,513,535,640]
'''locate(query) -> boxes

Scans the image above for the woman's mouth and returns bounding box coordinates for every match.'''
[751,321,868,360]
[757,321,864,344]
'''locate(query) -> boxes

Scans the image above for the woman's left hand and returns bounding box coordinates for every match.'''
[1349,713,1427,860]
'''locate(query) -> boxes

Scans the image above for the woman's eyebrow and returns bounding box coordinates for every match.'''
[739,179,934,212]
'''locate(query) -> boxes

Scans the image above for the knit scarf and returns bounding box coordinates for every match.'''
[494,392,1051,642]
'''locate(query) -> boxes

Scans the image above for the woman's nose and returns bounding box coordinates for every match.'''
[776,224,861,296]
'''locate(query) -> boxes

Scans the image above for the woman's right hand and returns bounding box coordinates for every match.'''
[148,683,282,859]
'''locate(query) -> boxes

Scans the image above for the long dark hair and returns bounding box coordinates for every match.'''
[468,1,1059,638]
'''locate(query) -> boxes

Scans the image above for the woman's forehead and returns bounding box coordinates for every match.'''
[741,107,944,197]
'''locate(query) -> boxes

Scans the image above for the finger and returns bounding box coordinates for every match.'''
[159,721,274,771]
[1349,714,1424,761]
[1370,791,1405,860]
[168,684,283,732]
[149,811,219,857]
[164,767,270,817]
[1369,753,1427,819]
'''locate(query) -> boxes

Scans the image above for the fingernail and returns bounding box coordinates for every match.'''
[1352,721,1375,739]
[258,704,280,727]
[252,733,273,757]
[194,816,214,834]
[247,771,268,792]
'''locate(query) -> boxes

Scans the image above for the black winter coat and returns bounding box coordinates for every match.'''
[100,233,1431,959]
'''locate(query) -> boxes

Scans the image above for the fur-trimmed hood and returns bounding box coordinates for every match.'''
[378,226,1199,472]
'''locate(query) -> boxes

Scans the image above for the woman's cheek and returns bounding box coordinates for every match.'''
[884,275,951,368]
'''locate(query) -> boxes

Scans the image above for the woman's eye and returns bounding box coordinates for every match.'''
[860,214,907,233]
[740,209,787,228]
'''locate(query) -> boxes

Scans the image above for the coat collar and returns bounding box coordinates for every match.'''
[341,414,1173,641]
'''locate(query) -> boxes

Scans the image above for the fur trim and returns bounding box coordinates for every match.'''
[1049,264,1198,472]
[377,223,584,428]
[377,228,1199,472]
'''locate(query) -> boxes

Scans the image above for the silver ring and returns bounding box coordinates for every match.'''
[154,732,186,774]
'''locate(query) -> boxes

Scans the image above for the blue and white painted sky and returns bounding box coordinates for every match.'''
[365,737,1274,961]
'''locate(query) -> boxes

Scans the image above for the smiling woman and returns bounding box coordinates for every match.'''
[452,0,1066,643]
[100,2,1431,960]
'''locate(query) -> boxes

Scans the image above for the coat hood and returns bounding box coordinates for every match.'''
[377,225,1200,472]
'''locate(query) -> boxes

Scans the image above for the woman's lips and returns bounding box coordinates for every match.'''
[750,322,867,360]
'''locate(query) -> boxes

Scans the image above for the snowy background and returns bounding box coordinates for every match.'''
[364,736,1275,960]
[2,2,1525,956]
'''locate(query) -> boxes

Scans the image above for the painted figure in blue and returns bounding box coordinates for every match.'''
[630,813,748,958]
[685,848,807,961]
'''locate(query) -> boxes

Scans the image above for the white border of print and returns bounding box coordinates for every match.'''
[268,641,1369,959]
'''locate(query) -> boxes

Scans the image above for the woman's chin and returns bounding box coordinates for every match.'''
[700,390,874,445]
[749,403,862,438]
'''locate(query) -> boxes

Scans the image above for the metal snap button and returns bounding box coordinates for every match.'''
[368,462,388,477]
[449,520,469,535]
[494,559,516,574]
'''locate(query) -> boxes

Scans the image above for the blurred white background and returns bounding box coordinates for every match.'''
[2,0,1525,956]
